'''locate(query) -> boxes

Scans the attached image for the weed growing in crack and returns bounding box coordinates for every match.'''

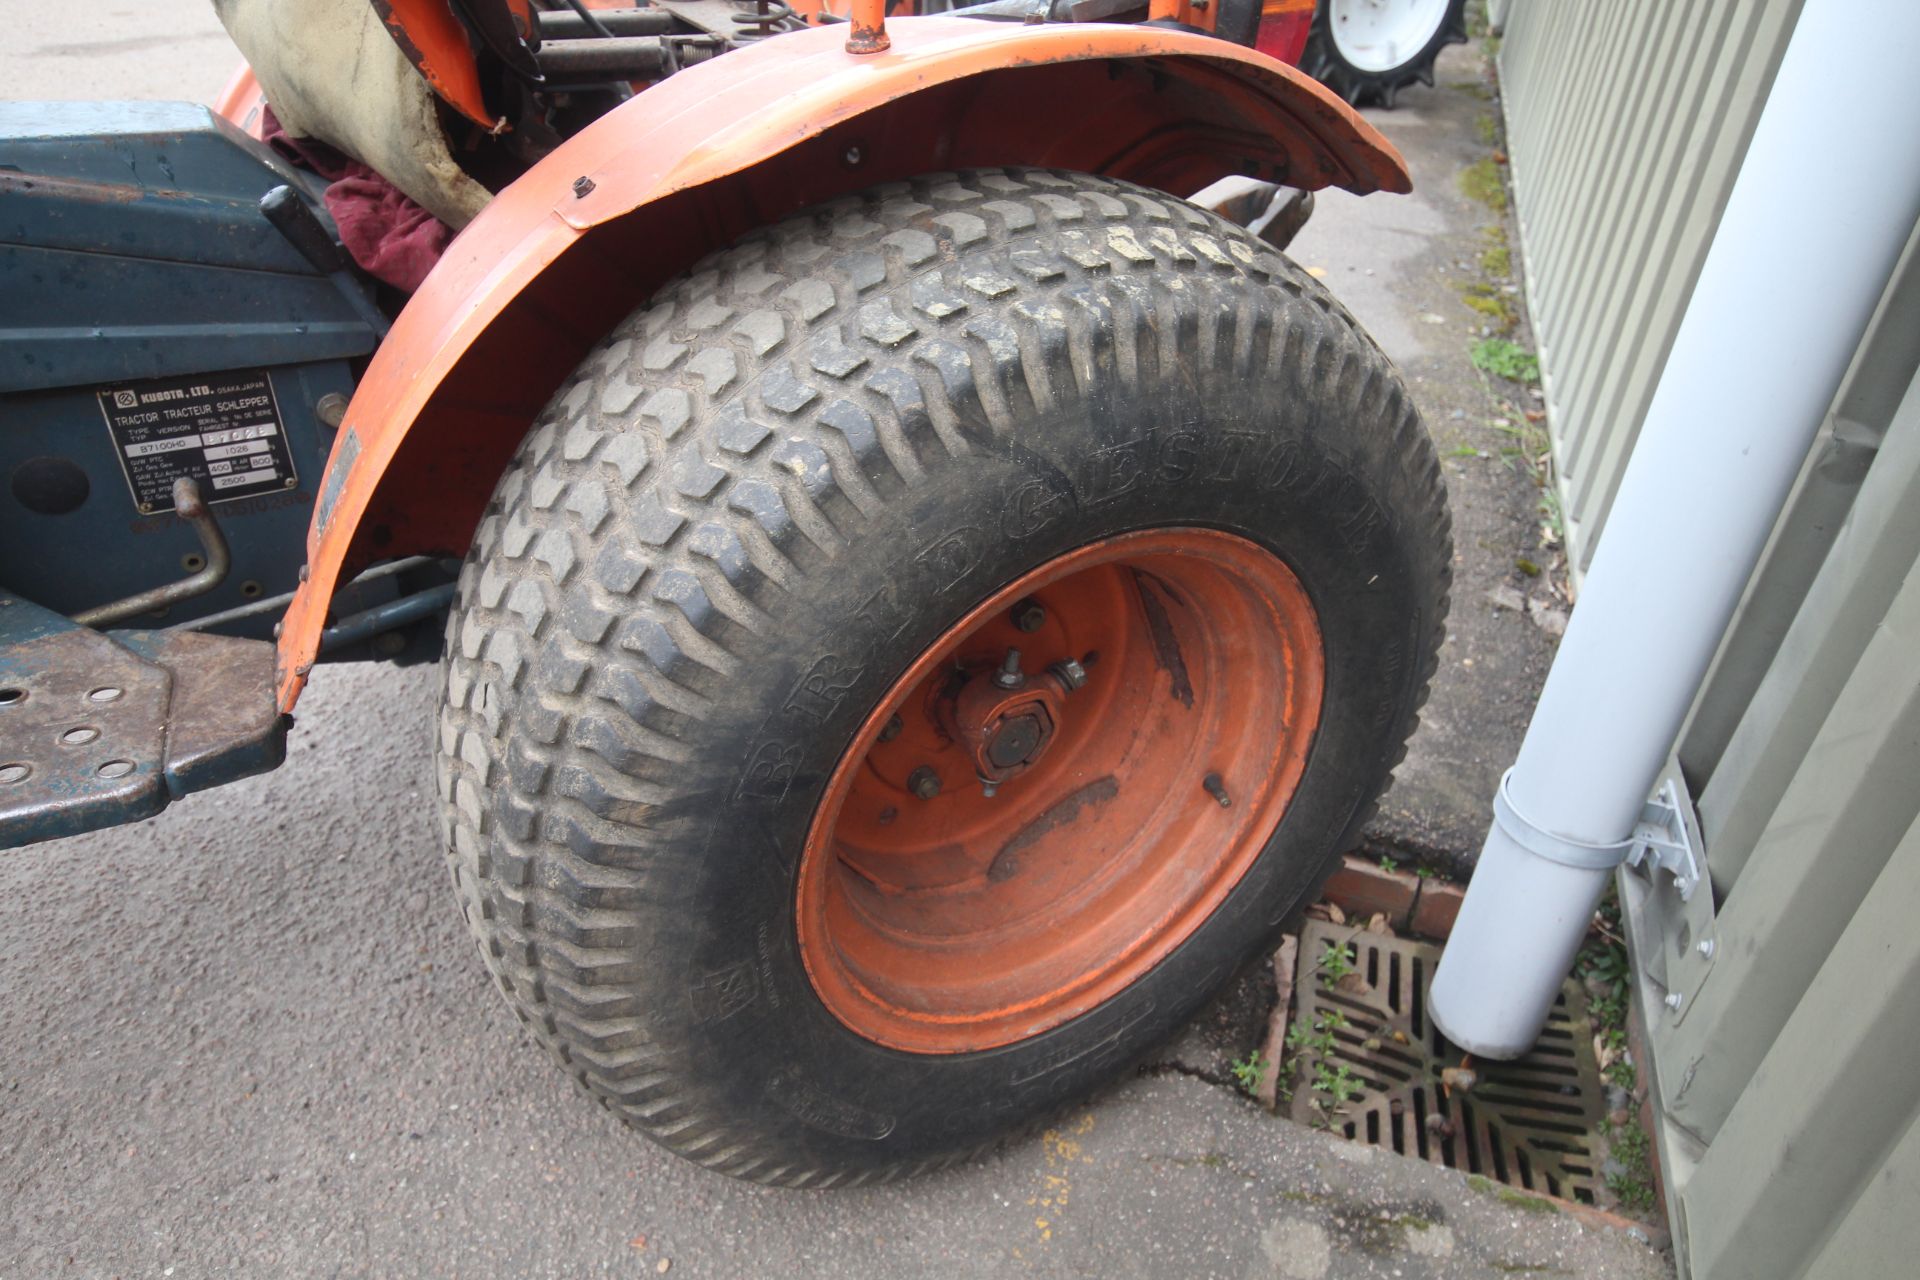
[1229,1052,1272,1097]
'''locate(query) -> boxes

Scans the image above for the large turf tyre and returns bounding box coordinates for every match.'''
[436,168,1451,1186]
[1301,0,1470,108]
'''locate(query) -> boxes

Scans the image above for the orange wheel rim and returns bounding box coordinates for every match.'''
[796,528,1326,1054]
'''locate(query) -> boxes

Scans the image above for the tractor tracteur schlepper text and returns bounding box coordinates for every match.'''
[1,0,1450,1184]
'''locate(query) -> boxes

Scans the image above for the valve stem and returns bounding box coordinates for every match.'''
[1202,773,1232,808]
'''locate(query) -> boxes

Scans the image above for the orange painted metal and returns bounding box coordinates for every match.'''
[1148,0,1219,32]
[371,0,497,129]
[211,64,268,139]
[845,0,892,54]
[794,529,1325,1054]
[272,16,1407,709]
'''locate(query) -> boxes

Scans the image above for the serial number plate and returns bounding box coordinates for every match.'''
[97,370,298,513]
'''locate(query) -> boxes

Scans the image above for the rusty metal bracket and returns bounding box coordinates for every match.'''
[71,478,230,628]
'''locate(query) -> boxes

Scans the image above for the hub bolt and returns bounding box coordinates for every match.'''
[993,648,1026,690]
[1010,599,1047,633]
[908,766,942,800]
[1048,658,1089,691]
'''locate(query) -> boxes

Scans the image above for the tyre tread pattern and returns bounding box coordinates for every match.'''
[436,168,1451,1185]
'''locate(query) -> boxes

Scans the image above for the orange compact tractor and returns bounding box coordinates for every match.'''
[0,0,1448,1184]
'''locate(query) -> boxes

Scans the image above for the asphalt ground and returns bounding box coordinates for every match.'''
[2,6,1648,1277]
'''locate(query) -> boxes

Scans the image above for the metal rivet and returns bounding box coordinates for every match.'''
[1663,991,1684,1011]
[844,146,863,166]
[96,759,135,779]
[878,714,902,743]
[61,726,99,746]
[572,175,596,198]
[1697,938,1714,959]
[0,763,29,784]
[88,686,123,703]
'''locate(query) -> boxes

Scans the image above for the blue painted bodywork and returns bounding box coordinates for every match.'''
[0,102,382,635]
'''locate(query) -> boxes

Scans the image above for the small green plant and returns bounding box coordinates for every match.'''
[1459,158,1509,212]
[1471,337,1540,383]
[1316,939,1356,982]
[1377,855,1399,873]
[1230,1052,1272,1096]
[1314,1061,1364,1111]
[1447,444,1481,459]
[1538,487,1566,541]
[1284,1011,1363,1124]
[1414,866,1436,880]
[1602,1120,1657,1214]
[1286,1008,1347,1058]
[1476,112,1500,146]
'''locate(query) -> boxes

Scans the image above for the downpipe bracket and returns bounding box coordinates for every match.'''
[1490,768,1635,872]
[1624,777,1703,904]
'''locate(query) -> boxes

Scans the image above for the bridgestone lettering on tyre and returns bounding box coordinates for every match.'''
[436,168,1451,1186]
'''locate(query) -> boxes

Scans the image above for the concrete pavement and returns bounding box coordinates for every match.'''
[1,6,1656,1277]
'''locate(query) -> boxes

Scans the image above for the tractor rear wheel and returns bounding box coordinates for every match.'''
[1302,0,1470,109]
[436,168,1450,1185]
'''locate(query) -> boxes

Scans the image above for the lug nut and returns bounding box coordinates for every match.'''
[1202,773,1232,808]
[1048,658,1088,691]
[908,766,942,800]
[1010,598,1047,633]
[878,714,903,742]
[993,648,1026,690]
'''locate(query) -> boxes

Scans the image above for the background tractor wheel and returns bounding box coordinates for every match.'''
[1302,0,1470,108]
[436,168,1451,1185]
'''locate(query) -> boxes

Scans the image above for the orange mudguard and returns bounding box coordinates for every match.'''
[274,16,1408,709]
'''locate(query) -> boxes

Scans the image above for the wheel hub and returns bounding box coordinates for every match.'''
[795,528,1326,1054]
[940,649,1085,795]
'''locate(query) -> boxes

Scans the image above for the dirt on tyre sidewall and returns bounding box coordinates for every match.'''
[436,168,1451,1186]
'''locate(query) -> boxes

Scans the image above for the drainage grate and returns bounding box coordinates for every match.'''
[1288,919,1606,1203]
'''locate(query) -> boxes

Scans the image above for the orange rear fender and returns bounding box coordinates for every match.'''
[274,15,1407,708]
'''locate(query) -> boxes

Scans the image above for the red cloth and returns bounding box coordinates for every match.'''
[261,104,451,293]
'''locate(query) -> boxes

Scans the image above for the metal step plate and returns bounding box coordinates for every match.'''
[0,594,285,849]
[1289,919,1606,1204]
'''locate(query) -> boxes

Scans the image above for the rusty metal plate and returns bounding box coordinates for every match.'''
[1,594,286,850]
[1289,919,1606,1204]
[0,594,173,848]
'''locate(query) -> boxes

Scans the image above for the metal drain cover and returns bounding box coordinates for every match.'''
[1288,919,1605,1203]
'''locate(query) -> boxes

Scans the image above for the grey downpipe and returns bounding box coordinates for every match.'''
[1427,0,1920,1057]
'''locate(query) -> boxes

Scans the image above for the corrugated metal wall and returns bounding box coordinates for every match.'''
[1498,0,1800,572]
[1496,4,1920,1277]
